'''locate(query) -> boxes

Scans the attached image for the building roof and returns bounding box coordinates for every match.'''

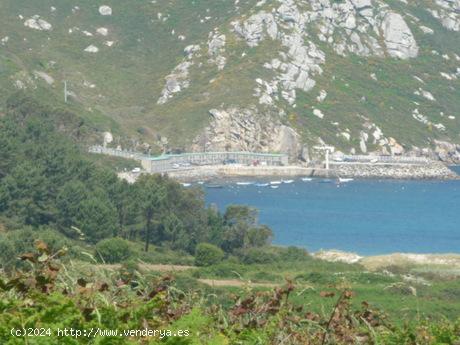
[147,151,287,161]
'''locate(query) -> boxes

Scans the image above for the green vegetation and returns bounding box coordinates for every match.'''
[1,0,458,153]
[0,92,275,263]
[195,243,224,267]
[1,93,460,343]
[1,242,460,344]
[95,237,133,264]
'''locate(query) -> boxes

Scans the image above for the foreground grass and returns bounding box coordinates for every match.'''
[1,241,460,344]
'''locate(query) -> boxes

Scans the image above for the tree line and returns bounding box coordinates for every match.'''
[0,92,272,264]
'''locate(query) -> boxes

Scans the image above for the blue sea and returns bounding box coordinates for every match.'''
[205,167,460,255]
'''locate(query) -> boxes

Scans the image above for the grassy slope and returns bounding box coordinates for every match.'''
[56,238,460,323]
[181,258,460,322]
[0,0,254,143]
[0,0,459,151]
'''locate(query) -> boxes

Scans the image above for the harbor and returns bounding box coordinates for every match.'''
[89,145,459,182]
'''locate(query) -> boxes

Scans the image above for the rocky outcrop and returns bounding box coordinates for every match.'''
[157,45,202,104]
[433,140,460,164]
[84,45,99,53]
[411,109,446,132]
[157,61,192,104]
[381,12,419,59]
[24,16,52,31]
[232,12,278,47]
[33,71,54,85]
[192,107,306,162]
[99,5,112,16]
[427,0,460,31]
[230,0,420,107]
[207,30,226,70]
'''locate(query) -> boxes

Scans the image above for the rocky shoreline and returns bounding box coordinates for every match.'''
[166,162,458,181]
[332,162,458,180]
[315,250,460,273]
[119,162,459,183]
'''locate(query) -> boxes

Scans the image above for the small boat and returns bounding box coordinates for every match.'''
[181,183,192,187]
[255,182,269,187]
[205,184,224,189]
[197,181,205,185]
[301,177,313,182]
[282,179,294,184]
[319,179,333,183]
[270,180,282,185]
[270,185,279,189]
[236,181,253,186]
[338,178,354,183]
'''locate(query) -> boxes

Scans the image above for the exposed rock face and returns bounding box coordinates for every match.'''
[229,0,420,107]
[381,12,419,59]
[313,109,324,119]
[96,27,108,36]
[232,12,278,47]
[33,71,54,85]
[84,45,99,53]
[207,30,226,70]
[427,0,460,31]
[388,137,404,155]
[192,107,304,162]
[433,140,460,163]
[184,44,200,58]
[157,45,202,104]
[99,5,112,16]
[157,62,191,104]
[24,16,52,31]
[103,131,113,147]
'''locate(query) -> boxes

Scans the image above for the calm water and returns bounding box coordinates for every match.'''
[205,167,460,255]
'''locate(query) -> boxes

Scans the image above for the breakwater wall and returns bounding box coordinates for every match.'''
[332,162,457,180]
[164,162,458,181]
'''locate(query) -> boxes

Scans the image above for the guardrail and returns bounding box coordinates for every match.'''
[339,155,429,164]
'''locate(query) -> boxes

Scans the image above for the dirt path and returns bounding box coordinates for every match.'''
[198,279,279,288]
[99,264,278,287]
[99,264,195,272]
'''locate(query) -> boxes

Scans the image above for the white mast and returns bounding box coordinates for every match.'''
[313,145,335,172]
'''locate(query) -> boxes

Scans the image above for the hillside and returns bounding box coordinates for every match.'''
[0,0,459,160]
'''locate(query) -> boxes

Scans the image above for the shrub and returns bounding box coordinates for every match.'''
[95,237,134,263]
[240,248,276,264]
[279,246,310,262]
[195,243,224,267]
[121,259,139,273]
[0,228,37,268]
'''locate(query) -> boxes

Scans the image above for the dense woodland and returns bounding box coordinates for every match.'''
[0,92,273,268]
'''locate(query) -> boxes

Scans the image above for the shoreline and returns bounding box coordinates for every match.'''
[313,249,460,270]
[118,163,459,183]
[140,162,459,182]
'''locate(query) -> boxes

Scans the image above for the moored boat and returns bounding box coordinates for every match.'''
[206,184,224,189]
[338,178,354,183]
[255,183,269,187]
